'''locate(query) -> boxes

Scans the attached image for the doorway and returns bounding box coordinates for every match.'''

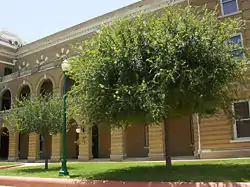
[168,116,194,156]
[0,127,9,159]
[92,125,99,158]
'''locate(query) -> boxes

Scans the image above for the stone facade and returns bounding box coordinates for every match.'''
[0,0,248,162]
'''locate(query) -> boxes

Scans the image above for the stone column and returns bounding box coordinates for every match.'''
[78,128,92,161]
[110,127,126,161]
[8,132,19,161]
[53,87,62,97]
[28,133,40,162]
[148,124,165,160]
[77,127,91,161]
[50,133,61,162]
[192,114,201,158]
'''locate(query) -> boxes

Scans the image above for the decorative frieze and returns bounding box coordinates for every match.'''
[36,55,48,66]
[2,72,19,82]
[16,0,184,58]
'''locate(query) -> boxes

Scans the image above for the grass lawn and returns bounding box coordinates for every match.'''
[0,159,250,182]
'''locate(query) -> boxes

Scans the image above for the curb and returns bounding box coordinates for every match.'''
[0,176,250,187]
[0,164,23,170]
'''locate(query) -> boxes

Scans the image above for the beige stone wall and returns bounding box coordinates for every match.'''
[19,133,29,159]
[66,126,77,159]
[110,127,125,161]
[125,124,148,158]
[78,128,92,161]
[51,134,61,161]
[167,117,193,156]
[8,132,18,161]
[148,124,165,160]
[199,113,250,158]
[3,0,250,161]
[98,125,111,158]
[28,133,39,161]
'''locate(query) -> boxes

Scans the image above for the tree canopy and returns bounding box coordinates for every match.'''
[3,94,68,135]
[68,5,247,128]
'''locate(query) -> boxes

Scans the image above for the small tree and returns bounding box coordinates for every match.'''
[3,94,68,169]
[68,5,247,166]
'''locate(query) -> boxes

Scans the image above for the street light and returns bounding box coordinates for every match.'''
[58,58,70,176]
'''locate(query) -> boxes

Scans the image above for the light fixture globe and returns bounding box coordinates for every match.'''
[61,59,70,72]
[76,128,81,134]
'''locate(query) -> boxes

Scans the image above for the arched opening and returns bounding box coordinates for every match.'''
[40,79,53,96]
[167,117,194,156]
[66,120,79,159]
[92,125,99,158]
[39,79,53,159]
[125,124,149,158]
[19,85,31,100]
[0,127,9,159]
[92,124,111,158]
[62,77,75,94]
[1,90,11,110]
[18,133,29,159]
[39,133,52,159]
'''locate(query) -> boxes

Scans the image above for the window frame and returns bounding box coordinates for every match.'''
[228,33,245,59]
[232,100,250,140]
[220,0,240,16]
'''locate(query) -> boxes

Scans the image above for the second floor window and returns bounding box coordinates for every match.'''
[221,0,239,16]
[4,67,12,76]
[229,34,244,58]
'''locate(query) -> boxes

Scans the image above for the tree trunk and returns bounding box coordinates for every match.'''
[42,135,49,170]
[44,157,49,170]
[164,118,172,167]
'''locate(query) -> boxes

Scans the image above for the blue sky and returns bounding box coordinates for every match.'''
[0,0,139,43]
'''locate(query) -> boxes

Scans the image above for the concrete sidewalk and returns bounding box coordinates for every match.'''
[15,156,250,168]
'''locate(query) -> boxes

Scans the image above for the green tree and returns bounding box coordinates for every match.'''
[3,94,68,169]
[68,5,247,166]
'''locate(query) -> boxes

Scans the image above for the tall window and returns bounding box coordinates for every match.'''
[229,34,244,58]
[221,0,239,16]
[233,101,250,139]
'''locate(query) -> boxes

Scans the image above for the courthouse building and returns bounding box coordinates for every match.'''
[0,0,249,161]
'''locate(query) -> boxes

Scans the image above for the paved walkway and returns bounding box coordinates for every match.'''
[20,163,44,167]
[16,156,250,167]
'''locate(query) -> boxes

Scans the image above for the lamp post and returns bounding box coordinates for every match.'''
[59,59,70,176]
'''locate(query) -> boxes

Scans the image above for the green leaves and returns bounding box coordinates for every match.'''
[3,94,67,135]
[68,5,247,127]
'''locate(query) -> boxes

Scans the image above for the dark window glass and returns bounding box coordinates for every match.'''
[234,101,249,119]
[229,35,244,58]
[236,120,250,138]
[234,101,250,138]
[4,68,12,76]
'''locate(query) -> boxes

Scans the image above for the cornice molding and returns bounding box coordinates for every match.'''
[16,0,185,58]
[0,49,16,58]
